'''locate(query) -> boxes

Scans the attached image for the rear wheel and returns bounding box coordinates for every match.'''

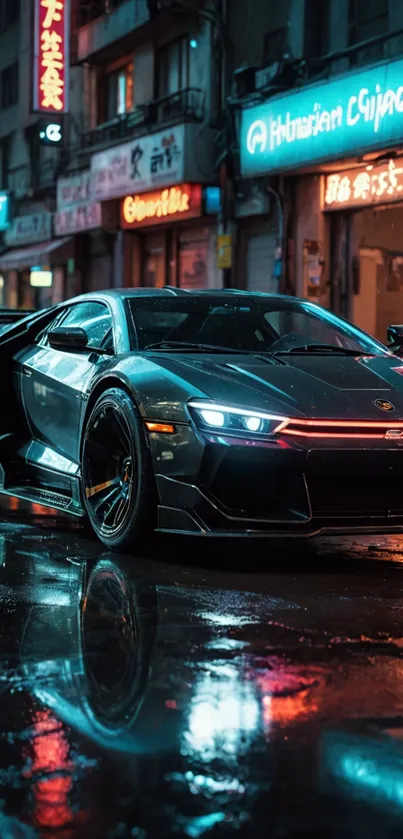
[81,388,156,552]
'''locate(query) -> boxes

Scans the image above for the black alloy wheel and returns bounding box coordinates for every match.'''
[81,388,156,551]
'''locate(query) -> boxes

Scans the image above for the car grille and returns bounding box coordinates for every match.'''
[282,419,403,439]
[306,449,403,517]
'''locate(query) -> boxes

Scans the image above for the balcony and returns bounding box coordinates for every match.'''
[78,87,205,159]
[75,0,150,63]
[147,87,205,123]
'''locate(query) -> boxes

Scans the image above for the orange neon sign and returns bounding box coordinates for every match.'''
[33,0,69,113]
[324,158,403,210]
[120,184,203,228]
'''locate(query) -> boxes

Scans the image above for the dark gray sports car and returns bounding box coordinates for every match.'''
[1,287,403,550]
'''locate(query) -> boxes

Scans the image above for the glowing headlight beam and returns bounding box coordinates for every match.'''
[188,401,290,433]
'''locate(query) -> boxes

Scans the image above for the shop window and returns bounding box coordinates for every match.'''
[348,0,388,45]
[304,0,329,59]
[104,61,134,121]
[19,271,52,311]
[179,232,209,290]
[155,37,189,99]
[1,62,19,110]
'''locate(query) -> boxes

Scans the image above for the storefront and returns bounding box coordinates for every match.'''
[120,183,220,289]
[0,211,73,309]
[239,54,403,337]
[323,157,403,344]
[90,124,220,290]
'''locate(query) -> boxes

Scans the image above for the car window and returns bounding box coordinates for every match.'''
[57,302,113,350]
[37,309,68,347]
[264,309,358,350]
[127,297,388,355]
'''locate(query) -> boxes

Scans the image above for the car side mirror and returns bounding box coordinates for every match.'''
[48,326,89,351]
[387,325,403,347]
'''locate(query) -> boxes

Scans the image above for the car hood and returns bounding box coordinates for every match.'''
[153,352,403,420]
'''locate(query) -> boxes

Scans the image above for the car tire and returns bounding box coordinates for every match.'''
[81,388,157,552]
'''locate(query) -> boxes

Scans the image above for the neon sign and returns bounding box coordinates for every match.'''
[0,192,10,232]
[33,0,70,114]
[120,184,202,229]
[240,56,403,176]
[324,158,403,210]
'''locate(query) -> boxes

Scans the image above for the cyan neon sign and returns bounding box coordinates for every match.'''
[240,57,403,176]
[0,192,10,232]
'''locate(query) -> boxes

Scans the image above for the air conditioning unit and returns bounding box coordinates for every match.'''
[233,65,257,97]
[255,62,280,90]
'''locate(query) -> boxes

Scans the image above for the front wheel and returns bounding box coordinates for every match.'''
[81,388,156,552]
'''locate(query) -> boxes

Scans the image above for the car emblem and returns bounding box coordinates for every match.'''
[374,399,395,412]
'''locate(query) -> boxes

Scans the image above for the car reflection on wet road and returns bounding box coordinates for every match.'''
[2,501,403,836]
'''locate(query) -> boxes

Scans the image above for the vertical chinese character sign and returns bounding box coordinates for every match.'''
[33,0,70,114]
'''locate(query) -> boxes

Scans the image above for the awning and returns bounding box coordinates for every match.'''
[0,238,73,272]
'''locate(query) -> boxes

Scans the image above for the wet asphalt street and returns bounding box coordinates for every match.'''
[1,504,403,837]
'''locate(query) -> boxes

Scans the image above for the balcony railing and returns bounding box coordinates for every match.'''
[79,87,205,157]
[144,87,205,124]
[80,109,145,152]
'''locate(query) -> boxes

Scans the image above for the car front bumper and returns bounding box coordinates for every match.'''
[148,424,403,537]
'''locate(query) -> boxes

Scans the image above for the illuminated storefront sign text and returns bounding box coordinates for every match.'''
[241,57,403,176]
[33,0,70,114]
[324,158,403,210]
[121,185,202,229]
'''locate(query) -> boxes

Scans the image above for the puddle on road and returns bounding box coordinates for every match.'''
[0,514,401,835]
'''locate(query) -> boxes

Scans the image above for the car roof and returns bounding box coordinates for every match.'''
[75,287,308,304]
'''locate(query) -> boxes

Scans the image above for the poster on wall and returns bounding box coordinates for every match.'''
[303,240,324,299]
[179,239,209,289]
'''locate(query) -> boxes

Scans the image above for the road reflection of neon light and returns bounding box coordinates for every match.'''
[23,709,79,831]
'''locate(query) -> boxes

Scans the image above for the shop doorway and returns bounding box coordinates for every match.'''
[246,231,277,293]
[352,248,380,339]
[351,206,403,343]
[143,234,165,288]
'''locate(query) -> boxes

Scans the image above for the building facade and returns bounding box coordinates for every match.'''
[2,0,403,336]
[0,0,224,306]
[236,0,403,343]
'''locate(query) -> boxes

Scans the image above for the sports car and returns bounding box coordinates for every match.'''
[1,287,403,550]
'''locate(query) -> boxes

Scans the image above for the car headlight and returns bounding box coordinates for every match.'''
[188,401,289,436]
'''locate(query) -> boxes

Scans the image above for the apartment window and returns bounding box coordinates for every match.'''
[1,62,19,110]
[348,0,388,45]
[155,37,189,99]
[105,61,133,121]
[0,0,20,32]
[304,0,329,59]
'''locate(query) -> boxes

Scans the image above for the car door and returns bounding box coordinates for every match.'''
[17,301,114,463]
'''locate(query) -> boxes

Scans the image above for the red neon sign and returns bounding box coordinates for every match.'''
[120,184,203,229]
[33,0,70,114]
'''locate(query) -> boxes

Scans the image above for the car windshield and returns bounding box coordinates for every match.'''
[127,296,390,356]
